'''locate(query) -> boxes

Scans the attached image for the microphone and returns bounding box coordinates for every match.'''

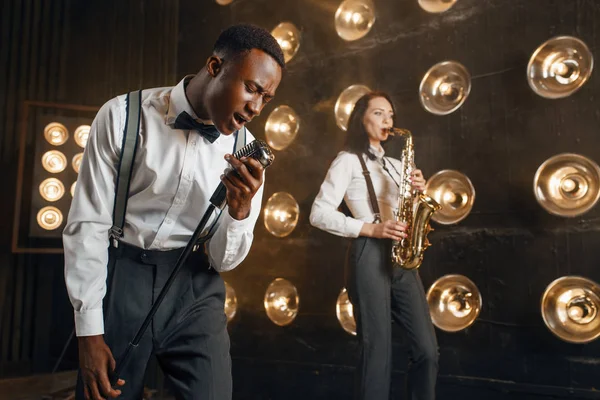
[210,139,275,209]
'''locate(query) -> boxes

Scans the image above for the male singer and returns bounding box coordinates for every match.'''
[63,24,285,400]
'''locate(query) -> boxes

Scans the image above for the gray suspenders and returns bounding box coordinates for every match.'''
[108,90,246,248]
[357,153,382,224]
[109,90,142,247]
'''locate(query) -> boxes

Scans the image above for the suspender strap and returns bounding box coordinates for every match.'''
[110,90,142,247]
[357,153,382,223]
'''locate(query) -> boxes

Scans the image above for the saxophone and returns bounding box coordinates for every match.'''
[389,128,441,270]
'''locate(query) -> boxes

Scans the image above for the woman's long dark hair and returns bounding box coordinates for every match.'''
[343,91,397,160]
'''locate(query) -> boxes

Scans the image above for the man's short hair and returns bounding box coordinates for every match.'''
[214,24,286,69]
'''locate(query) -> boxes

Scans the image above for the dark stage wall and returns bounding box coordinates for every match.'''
[1,1,600,399]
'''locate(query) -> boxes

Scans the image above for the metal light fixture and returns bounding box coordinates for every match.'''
[265,105,300,151]
[533,153,600,217]
[13,100,97,253]
[425,170,475,224]
[334,84,371,131]
[74,125,91,148]
[39,178,65,202]
[527,36,593,99]
[334,0,376,41]
[42,150,68,174]
[427,274,482,332]
[264,278,300,326]
[72,153,83,173]
[36,206,64,231]
[336,288,357,335]
[224,281,238,323]
[541,276,600,343]
[418,0,457,13]
[263,192,300,238]
[419,61,471,115]
[44,123,69,146]
[271,22,301,63]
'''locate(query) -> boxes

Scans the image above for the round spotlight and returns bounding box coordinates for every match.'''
[263,192,300,238]
[224,281,238,323]
[44,123,69,146]
[72,153,83,173]
[271,22,301,63]
[418,0,458,13]
[334,0,376,41]
[42,150,67,173]
[419,61,471,115]
[425,170,475,224]
[265,105,300,151]
[533,153,600,217]
[215,0,234,5]
[37,206,63,230]
[336,288,357,335]
[264,278,300,326]
[541,276,600,343]
[527,36,593,99]
[39,178,65,202]
[427,274,482,332]
[334,84,371,131]
[74,125,91,148]
[70,181,77,197]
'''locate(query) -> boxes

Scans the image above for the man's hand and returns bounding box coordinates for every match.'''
[78,335,125,400]
[410,169,427,192]
[221,154,264,220]
[361,220,408,241]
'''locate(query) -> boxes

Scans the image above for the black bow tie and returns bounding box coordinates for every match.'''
[173,111,220,143]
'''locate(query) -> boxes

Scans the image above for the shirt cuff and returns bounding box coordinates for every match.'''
[347,218,364,238]
[75,308,105,337]
[223,208,255,233]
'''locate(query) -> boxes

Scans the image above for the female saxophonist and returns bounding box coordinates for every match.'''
[310,92,438,400]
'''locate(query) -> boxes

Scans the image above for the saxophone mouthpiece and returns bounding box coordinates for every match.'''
[388,127,410,136]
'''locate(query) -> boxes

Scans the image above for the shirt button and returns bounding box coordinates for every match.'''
[141,252,148,261]
[190,140,196,146]
[165,218,172,224]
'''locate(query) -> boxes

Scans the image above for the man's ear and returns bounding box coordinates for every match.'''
[206,56,224,77]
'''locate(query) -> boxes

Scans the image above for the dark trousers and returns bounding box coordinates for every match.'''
[76,243,231,400]
[347,237,439,400]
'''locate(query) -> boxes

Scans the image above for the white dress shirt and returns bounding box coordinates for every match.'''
[310,146,404,238]
[63,76,264,337]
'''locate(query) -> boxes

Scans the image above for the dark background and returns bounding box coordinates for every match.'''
[1,0,600,399]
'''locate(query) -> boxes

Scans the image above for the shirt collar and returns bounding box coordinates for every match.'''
[165,75,214,126]
[369,144,386,160]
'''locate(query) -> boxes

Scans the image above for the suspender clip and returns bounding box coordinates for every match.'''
[109,227,123,248]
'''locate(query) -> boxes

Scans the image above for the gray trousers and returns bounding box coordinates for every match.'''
[76,243,231,400]
[347,237,439,400]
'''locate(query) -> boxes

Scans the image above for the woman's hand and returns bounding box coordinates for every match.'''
[361,220,407,241]
[410,169,426,192]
